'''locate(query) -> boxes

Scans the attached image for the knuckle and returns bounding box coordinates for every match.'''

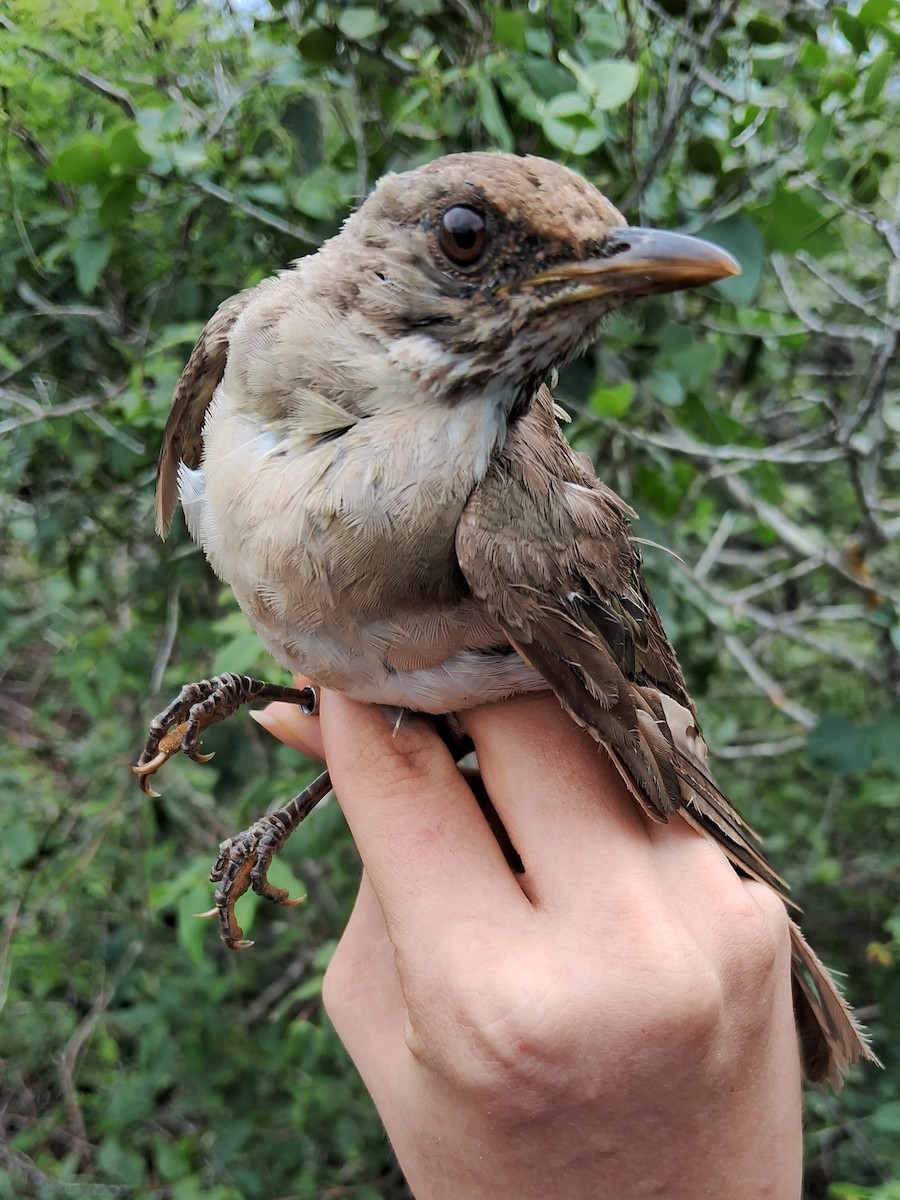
[628,930,726,1050]
[719,882,790,997]
[405,930,583,1103]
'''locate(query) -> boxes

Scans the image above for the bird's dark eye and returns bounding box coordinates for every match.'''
[438,205,488,267]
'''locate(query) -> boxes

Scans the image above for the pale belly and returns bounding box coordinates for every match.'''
[255,617,546,712]
[182,393,546,712]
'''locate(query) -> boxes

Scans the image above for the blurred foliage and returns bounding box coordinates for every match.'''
[1,0,899,1195]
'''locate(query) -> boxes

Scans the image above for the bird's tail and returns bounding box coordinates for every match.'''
[789,917,880,1087]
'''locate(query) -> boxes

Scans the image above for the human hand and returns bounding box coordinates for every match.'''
[256,687,802,1200]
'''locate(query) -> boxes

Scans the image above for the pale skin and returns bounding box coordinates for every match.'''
[255,686,803,1199]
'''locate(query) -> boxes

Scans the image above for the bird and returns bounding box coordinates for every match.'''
[134,151,875,1087]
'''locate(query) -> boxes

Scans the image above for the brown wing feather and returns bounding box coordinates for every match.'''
[456,385,874,1084]
[155,291,250,538]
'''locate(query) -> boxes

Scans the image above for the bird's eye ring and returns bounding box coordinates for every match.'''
[437,205,488,268]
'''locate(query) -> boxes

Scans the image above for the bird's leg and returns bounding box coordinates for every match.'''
[202,710,473,950]
[199,766,334,949]
[133,673,319,795]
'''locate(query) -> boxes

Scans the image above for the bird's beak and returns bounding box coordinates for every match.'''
[523,227,740,303]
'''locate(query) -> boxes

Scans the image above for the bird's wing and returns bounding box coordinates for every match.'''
[457,387,879,1085]
[155,291,251,538]
[456,386,787,897]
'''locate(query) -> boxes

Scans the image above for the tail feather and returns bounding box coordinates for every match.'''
[789,918,880,1087]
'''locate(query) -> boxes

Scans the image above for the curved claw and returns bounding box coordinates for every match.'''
[187,749,215,765]
[195,907,219,920]
[133,752,169,777]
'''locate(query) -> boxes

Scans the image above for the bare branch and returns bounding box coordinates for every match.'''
[0,391,99,435]
[723,633,817,727]
[771,255,885,346]
[726,556,823,606]
[694,510,737,580]
[0,14,137,118]
[797,170,900,260]
[57,942,142,1167]
[189,177,318,246]
[796,252,899,328]
[612,421,843,465]
[622,0,741,209]
[150,583,181,693]
[715,735,808,759]
[721,473,894,605]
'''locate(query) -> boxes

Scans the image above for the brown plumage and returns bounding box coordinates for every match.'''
[146,151,875,1085]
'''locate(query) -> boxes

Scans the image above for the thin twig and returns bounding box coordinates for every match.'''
[694,510,737,580]
[715,735,808,759]
[57,941,142,1168]
[0,393,100,435]
[612,421,843,465]
[0,14,137,118]
[722,634,817,727]
[797,171,900,259]
[796,252,898,328]
[622,0,740,209]
[150,583,180,693]
[189,177,318,245]
[771,255,885,346]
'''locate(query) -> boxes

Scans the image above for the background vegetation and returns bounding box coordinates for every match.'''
[2,0,899,1195]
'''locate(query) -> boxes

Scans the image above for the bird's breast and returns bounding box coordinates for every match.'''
[180,384,533,707]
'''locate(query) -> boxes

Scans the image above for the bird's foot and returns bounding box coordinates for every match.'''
[197,768,333,949]
[133,674,319,795]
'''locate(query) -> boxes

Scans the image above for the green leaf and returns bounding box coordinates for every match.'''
[859,0,897,23]
[752,184,833,254]
[870,1101,900,1134]
[870,708,900,774]
[835,9,869,54]
[647,369,685,407]
[591,381,635,416]
[107,124,152,171]
[493,9,527,50]
[539,92,605,155]
[73,234,112,294]
[1,820,38,868]
[292,174,341,221]
[176,883,216,965]
[296,26,338,64]
[211,628,271,675]
[805,114,833,164]
[687,137,722,175]
[50,135,110,184]
[807,715,873,774]
[801,42,828,69]
[336,8,388,40]
[747,15,782,44]
[863,50,894,105]
[0,343,22,372]
[475,75,514,151]
[668,341,720,388]
[98,177,139,227]
[559,52,640,110]
[264,854,305,904]
[701,216,764,306]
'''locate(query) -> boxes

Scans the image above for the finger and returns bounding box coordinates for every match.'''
[323,872,408,1071]
[319,691,529,954]
[458,693,660,909]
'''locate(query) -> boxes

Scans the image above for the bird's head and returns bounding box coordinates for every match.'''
[313,152,738,413]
